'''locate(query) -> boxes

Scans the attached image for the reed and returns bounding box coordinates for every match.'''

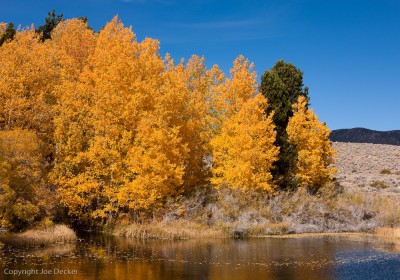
[114,220,226,240]
[8,225,77,246]
[375,227,400,240]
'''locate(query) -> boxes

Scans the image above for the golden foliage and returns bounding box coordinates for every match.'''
[213,55,257,120]
[286,96,337,190]
[121,114,188,210]
[51,18,96,82]
[0,129,43,229]
[211,94,278,192]
[162,55,216,188]
[210,57,278,192]
[0,16,336,227]
[0,28,59,148]
[53,17,187,219]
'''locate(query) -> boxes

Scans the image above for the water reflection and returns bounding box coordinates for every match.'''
[1,234,400,280]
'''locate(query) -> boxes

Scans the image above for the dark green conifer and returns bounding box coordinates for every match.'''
[260,60,309,189]
[0,22,16,46]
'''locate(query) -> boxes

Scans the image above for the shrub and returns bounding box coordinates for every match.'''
[370,180,390,189]
[380,169,391,175]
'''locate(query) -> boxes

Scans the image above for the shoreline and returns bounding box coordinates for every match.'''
[1,224,398,247]
[112,220,389,240]
[257,231,374,239]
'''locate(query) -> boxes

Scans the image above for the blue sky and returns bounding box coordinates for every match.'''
[1,0,399,130]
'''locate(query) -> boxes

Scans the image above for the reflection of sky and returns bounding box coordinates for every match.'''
[334,250,400,280]
[2,0,400,130]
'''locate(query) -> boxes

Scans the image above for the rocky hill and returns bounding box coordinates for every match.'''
[331,128,400,145]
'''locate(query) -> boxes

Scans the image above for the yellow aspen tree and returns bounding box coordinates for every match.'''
[181,56,213,188]
[286,96,337,190]
[53,16,185,220]
[0,129,43,230]
[51,18,97,83]
[116,54,192,211]
[0,28,59,144]
[211,94,278,192]
[50,20,98,221]
[0,28,60,228]
[0,155,13,229]
[210,55,278,192]
[51,19,97,162]
[214,55,258,120]
[53,16,145,220]
[90,19,167,216]
[207,64,226,134]
[120,113,188,210]
[160,55,215,189]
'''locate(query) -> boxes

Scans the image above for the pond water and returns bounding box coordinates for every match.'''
[1,234,400,280]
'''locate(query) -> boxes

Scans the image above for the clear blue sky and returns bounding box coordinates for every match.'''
[1,0,399,131]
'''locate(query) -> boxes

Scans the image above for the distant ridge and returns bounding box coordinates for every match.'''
[330,128,400,145]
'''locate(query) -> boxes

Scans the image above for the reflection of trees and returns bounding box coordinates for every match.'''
[1,235,381,280]
[114,237,338,280]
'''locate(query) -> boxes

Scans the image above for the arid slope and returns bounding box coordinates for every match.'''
[333,142,400,193]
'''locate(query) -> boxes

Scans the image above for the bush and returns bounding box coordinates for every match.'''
[370,181,390,189]
[114,184,400,238]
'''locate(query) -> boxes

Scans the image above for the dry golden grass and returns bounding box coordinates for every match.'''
[114,185,400,239]
[375,227,400,239]
[9,225,76,246]
[373,227,400,253]
[262,232,373,239]
[114,221,226,240]
[114,221,297,240]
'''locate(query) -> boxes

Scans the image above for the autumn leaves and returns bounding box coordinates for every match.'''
[287,96,337,191]
[210,58,279,193]
[0,16,336,227]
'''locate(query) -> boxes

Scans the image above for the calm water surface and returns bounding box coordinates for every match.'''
[1,234,400,280]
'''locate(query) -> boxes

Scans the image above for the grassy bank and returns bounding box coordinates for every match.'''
[114,221,225,239]
[113,185,400,240]
[375,227,400,240]
[3,225,77,246]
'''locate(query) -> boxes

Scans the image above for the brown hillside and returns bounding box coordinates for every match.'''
[333,142,400,193]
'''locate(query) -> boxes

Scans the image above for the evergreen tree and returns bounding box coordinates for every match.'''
[37,10,64,41]
[0,22,16,46]
[260,60,309,189]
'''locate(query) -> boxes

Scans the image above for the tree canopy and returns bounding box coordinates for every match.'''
[0,15,336,230]
[260,60,309,189]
